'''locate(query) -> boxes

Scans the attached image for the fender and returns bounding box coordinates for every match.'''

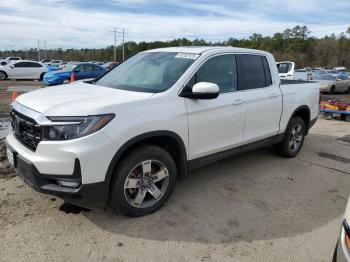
[104,130,188,188]
[287,105,311,134]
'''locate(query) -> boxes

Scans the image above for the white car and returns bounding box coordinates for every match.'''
[46,60,63,66]
[5,46,320,216]
[317,74,350,93]
[277,61,314,81]
[0,60,47,80]
[0,56,22,66]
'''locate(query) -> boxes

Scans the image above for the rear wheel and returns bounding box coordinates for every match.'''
[275,116,306,158]
[110,145,177,217]
[0,71,7,80]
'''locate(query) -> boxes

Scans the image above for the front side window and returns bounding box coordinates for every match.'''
[96,52,197,93]
[188,55,237,93]
[240,54,267,90]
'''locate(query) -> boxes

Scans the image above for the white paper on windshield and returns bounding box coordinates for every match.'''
[175,53,199,60]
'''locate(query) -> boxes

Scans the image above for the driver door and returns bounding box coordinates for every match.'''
[184,54,246,160]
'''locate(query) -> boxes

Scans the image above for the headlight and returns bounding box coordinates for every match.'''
[42,114,115,141]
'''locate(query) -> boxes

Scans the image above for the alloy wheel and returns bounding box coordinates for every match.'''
[0,72,6,80]
[289,123,303,152]
[123,160,169,208]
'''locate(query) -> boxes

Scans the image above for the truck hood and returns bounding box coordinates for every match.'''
[15,82,154,116]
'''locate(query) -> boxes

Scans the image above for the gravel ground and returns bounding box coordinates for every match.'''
[0,80,350,261]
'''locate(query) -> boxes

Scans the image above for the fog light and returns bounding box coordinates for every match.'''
[57,180,81,188]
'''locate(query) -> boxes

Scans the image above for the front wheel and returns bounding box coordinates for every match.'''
[0,71,7,80]
[110,145,177,217]
[275,116,306,158]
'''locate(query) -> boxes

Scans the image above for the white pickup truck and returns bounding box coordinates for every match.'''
[6,47,320,216]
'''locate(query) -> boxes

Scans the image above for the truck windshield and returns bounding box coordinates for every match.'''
[96,52,197,93]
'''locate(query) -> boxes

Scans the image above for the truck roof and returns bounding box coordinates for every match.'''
[145,46,270,55]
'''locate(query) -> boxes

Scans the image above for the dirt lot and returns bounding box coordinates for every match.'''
[0,80,350,262]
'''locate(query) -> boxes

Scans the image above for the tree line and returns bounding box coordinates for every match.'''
[1,26,350,69]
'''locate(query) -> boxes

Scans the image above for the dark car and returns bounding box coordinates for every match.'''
[43,62,106,86]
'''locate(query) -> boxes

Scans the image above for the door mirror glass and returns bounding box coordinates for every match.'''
[189,82,219,99]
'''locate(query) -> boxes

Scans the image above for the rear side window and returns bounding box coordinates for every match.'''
[27,62,42,68]
[239,55,272,90]
[262,57,272,86]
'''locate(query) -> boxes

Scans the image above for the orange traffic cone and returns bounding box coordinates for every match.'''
[11,91,18,101]
[70,72,75,82]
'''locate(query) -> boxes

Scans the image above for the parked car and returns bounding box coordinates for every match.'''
[277,61,314,81]
[41,59,51,64]
[45,60,63,67]
[0,56,22,66]
[332,196,350,261]
[277,61,294,80]
[6,46,320,216]
[57,61,77,70]
[43,62,106,86]
[0,60,47,80]
[103,62,119,71]
[317,74,350,93]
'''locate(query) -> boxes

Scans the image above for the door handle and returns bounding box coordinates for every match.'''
[233,99,245,105]
[269,93,279,98]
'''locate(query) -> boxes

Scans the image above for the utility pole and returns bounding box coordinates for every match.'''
[111,27,117,62]
[42,40,47,59]
[121,28,125,61]
[37,40,41,61]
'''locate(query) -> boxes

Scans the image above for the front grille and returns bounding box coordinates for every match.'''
[10,110,41,150]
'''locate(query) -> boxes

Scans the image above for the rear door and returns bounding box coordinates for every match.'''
[238,54,282,143]
[74,65,91,80]
[91,65,105,78]
[184,54,246,160]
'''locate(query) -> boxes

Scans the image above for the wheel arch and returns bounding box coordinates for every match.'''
[105,131,188,190]
[0,70,8,79]
[288,105,311,134]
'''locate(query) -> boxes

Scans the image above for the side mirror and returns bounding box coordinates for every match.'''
[182,82,219,99]
[10,65,14,68]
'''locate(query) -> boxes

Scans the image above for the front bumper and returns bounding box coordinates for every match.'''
[5,131,119,208]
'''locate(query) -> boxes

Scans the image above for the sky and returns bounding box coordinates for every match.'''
[0,0,349,50]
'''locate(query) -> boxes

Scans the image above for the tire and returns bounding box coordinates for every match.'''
[109,145,177,217]
[330,85,336,94]
[0,62,6,66]
[39,73,45,81]
[347,87,350,94]
[275,116,306,158]
[0,71,7,80]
